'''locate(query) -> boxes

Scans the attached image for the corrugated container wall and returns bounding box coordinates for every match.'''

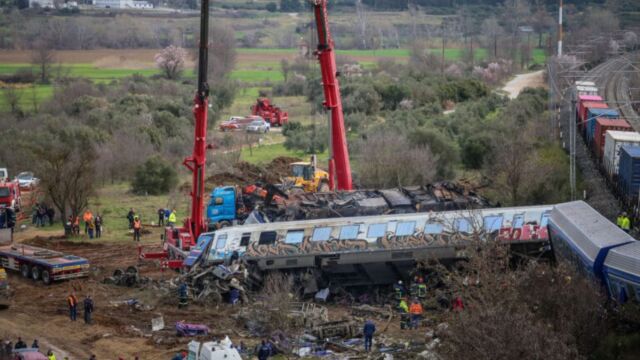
[604,131,640,179]
[594,118,632,159]
[579,102,607,129]
[586,108,620,144]
[617,145,640,199]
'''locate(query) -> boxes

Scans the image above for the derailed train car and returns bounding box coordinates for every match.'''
[548,201,639,303]
[190,205,552,292]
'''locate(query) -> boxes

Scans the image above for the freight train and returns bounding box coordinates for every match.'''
[573,81,640,214]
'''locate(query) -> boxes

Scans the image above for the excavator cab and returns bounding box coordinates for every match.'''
[287,155,330,193]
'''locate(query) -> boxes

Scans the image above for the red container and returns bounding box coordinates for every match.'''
[579,101,607,124]
[594,117,632,159]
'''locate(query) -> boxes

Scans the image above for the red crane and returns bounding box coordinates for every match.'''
[311,0,353,191]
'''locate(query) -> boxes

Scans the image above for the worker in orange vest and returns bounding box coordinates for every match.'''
[409,299,423,329]
[67,292,78,321]
[82,210,93,235]
[133,216,142,242]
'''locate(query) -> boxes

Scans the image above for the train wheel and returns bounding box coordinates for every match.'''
[41,270,51,285]
[20,264,30,278]
[219,221,231,228]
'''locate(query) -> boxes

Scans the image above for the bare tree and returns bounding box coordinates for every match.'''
[31,39,55,84]
[355,131,438,188]
[155,45,187,80]
[481,17,503,60]
[490,124,536,205]
[2,86,22,115]
[280,58,290,82]
[355,0,368,49]
[201,24,237,81]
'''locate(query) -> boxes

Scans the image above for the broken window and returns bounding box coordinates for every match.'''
[340,225,360,240]
[483,216,503,232]
[396,221,415,236]
[259,231,277,245]
[312,227,332,241]
[367,223,387,238]
[240,233,251,247]
[512,214,525,229]
[425,223,443,234]
[215,235,227,250]
[285,230,305,244]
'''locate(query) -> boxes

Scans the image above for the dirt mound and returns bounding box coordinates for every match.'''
[264,156,301,180]
[22,235,103,248]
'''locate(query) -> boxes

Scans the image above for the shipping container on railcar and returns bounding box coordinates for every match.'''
[604,131,640,180]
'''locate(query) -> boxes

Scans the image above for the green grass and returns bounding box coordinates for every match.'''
[230,69,284,82]
[0,64,160,81]
[0,84,53,112]
[240,142,328,165]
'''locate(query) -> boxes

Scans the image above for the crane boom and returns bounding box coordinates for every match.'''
[311,0,353,191]
[183,0,210,241]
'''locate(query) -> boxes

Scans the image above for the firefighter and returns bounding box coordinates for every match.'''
[178,282,188,308]
[410,276,419,298]
[393,280,406,301]
[398,298,410,330]
[417,277,427,299]
[133,216,141,241]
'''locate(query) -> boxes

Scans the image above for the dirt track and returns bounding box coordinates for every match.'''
[502,70,546,99]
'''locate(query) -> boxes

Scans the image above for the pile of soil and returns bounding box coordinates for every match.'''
[205,156,302,187]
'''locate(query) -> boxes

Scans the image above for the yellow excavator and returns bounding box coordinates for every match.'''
[286,155,331,193]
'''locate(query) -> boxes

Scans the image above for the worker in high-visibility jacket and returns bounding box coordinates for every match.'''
[398,298,410,330]
[621,212,631,233]
[417,277,427,299]
[409,299,423,329]
[168,209,177,227]
[133,216,142,242]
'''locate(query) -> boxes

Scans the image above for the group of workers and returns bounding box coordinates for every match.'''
[126,208,177,242]
[66,292,94,325]
[1,337,67,360]
[31,203,55,227]
[616,212,632,233]
[66,210,103,239]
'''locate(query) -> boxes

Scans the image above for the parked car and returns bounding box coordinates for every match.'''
[16,172,39,189]
[218,116,257,132]
[246,119,270,133]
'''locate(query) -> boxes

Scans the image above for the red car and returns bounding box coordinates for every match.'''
[219,116,261,132]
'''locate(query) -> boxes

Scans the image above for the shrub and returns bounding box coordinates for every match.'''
[131,156,178,195]
[266,2,277,12]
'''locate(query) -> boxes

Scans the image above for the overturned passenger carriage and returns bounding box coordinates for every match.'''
[190,205,553,292]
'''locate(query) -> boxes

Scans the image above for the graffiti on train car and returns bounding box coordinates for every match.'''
[245,224,549,257]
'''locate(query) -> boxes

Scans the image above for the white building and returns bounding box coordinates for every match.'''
[93,0,153,9]
[29,0,55,8]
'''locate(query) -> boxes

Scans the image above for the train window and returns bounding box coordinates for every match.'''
[540,212,550,227]
[215,235,227,250]
[340,225,360,240]
[285,230,305,244]
[627,284,637,302]
[396,221,415,236]
[425,223,443,234]
[258,231,277,245]
[367,223,387,238]
[240,233,251,247]
[455,218,472,233]
[512,214,525,229]
[483,216,503,232]
[312,227,332,241]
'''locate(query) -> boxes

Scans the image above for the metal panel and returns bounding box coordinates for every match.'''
[604,241,640,278]
[550,201,633,263]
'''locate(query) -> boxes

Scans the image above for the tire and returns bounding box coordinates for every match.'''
[31,267,41,281]
[41,270,51,285]
[21,264,30,278]
[219,220,231,228]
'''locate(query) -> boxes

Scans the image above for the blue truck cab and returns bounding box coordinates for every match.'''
[207,186,237,229]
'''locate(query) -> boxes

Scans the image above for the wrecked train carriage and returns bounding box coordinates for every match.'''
[195,205,553,292]
[264,183,492,222]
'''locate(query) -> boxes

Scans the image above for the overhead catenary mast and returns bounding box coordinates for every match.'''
[558,0,563,56]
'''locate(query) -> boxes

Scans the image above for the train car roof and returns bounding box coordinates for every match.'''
[604,241,640,278]
[550,201,634,262]
[212,204,554,235]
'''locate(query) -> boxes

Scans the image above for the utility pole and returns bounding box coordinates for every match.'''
[441,22,446,76]
[570,92,576,200]
[558,0,563,56]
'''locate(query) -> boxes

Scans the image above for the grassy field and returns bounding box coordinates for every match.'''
[240,142,328,164]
